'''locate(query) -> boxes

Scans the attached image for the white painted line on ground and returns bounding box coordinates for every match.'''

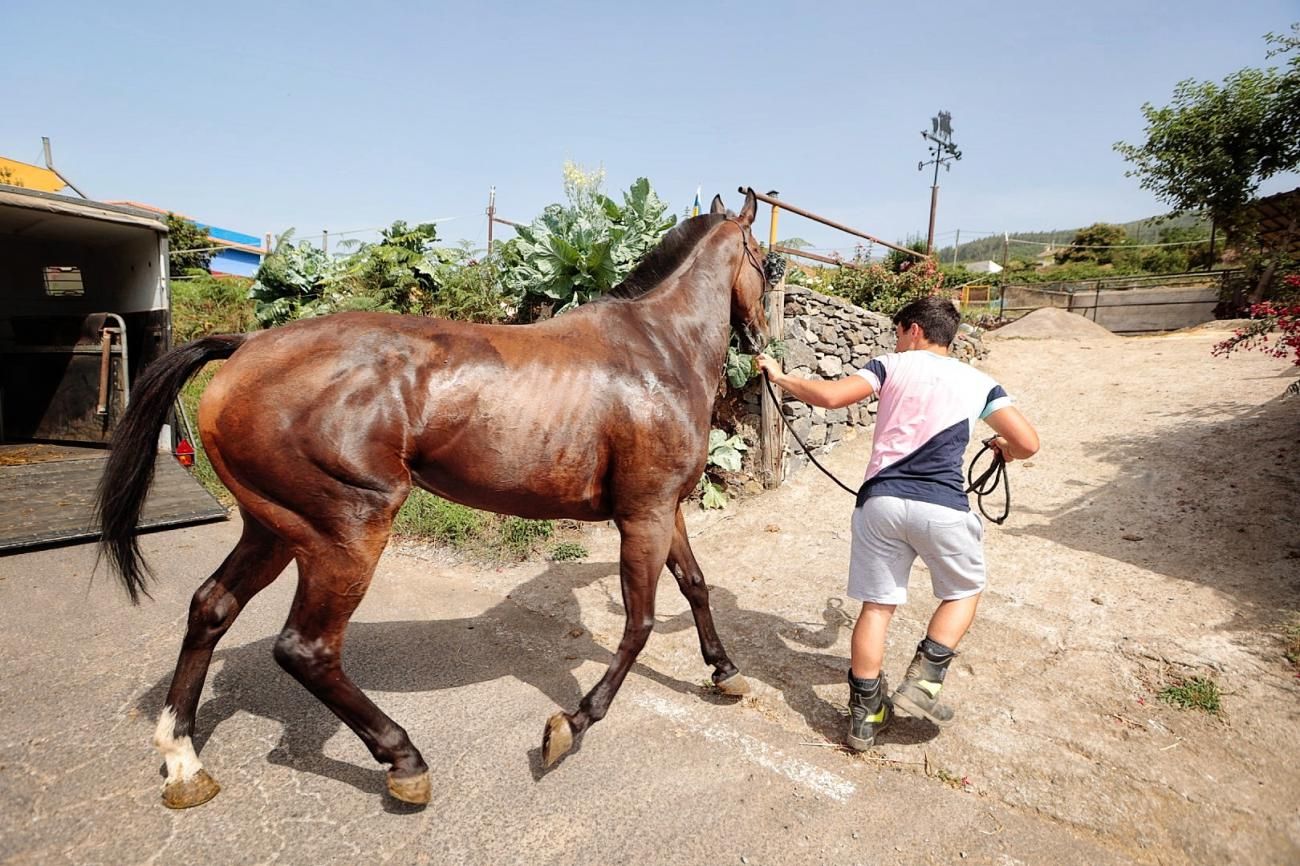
[633,693,856,803]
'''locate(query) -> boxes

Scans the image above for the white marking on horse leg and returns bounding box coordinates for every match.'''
[153,706,202,784]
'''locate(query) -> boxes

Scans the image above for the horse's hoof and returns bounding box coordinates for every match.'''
[542,712,574,767]
[386,769,431,805]
[161,769,220,810]
[715,672,751,696]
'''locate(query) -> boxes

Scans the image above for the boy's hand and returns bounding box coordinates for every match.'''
[989,436,1015,463]
[755,354,783,383]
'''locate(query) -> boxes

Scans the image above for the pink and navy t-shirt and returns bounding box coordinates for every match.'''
[855,351,1013,512]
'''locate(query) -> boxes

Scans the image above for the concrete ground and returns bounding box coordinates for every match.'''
[3,514,1125,866]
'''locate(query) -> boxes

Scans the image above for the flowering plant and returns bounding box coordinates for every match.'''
[1213,274,1300,366]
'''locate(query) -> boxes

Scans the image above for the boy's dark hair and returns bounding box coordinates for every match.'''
[892,295,960,347]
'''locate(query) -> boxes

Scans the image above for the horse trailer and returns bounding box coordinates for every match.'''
[0,185,226,551]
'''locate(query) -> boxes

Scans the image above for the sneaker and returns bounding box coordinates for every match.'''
[891,650,956,727]
[846,674,892,750]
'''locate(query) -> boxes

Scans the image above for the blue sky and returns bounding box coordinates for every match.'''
[4,1,1297,256]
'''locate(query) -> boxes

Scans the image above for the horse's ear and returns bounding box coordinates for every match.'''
[710,194,726,215]
[738,187,757,227]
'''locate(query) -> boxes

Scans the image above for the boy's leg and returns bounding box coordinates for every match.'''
[926,593,980,649]
[845,496,913,750]
[850,602,896,679]
[893,504,986,727]
[846,602,897,751]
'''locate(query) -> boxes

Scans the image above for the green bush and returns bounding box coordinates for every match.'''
[827,256,946,315]
[172,272,256,342]
[249,224,511,327]
[500,164,677,317]
[178,366,233,506]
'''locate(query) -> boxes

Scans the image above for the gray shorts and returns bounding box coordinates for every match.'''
[848,495,986,605]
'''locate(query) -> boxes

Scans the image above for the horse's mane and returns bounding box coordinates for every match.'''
[603,213,728,301]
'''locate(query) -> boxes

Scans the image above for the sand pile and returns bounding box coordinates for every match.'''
[987,306,1119,340]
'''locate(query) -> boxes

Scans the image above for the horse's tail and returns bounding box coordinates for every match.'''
[94,333,248,604]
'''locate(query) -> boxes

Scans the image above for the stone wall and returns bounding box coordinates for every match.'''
[733,286,987,483]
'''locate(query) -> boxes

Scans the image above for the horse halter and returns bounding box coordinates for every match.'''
[733,220,780,292]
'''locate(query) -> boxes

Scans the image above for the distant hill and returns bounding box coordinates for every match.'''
[935,213,1210,265]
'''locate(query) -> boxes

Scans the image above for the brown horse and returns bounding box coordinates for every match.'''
[95,189,771,809]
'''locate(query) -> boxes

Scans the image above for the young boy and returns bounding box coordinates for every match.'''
[756,295,1039,749]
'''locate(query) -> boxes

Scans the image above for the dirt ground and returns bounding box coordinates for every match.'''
[652,320,1300,864]
[2,322,1298,865]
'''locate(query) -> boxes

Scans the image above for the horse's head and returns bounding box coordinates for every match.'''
[712,188,770,354]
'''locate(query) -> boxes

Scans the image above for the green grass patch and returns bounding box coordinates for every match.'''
[394,490,485,548]
[548,541,588,561]
[392,489,564,561]
[1157,676,1222,713]
[499,515,554,558]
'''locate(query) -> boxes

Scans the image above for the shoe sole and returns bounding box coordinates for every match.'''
[892,691,956,728]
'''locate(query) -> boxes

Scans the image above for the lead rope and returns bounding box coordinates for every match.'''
[965,438,1010,524]
[761,373,1011,521]
[762,374,858,495]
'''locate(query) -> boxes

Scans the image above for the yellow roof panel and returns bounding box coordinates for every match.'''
[0,156,67,193]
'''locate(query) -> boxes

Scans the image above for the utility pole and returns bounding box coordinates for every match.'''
[919,111,962,256]
[486,187,497,259]
[952,229,961,266]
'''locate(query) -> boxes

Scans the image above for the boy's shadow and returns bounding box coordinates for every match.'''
[640,587,939,748]
[136,562,934,797]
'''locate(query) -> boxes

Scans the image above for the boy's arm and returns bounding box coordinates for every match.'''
[755,354,875,409]
[983,406,1039,461]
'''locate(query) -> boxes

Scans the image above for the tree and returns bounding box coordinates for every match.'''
[1114,24,1299,299]
[1054,223,1130,265]
[166,213,214,277]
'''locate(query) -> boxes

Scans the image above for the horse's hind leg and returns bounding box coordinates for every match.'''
[273,527,431,805]
[155,512,292,809]
[543,508,674,766]
[666,505,749,696]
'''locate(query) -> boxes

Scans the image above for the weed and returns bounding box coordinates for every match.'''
[499,516,554,558]
[548,541,588,561]
[1157,676,1222,713]
[1281,620,1300,668]
[394,490,484,548]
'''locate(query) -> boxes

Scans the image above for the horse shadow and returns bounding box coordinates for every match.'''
[640,585,940,747]
[135,560,934,797]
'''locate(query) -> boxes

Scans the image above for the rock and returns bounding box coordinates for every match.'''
[807,423,827,447]
[784,339,817,370]
[818,355,844,377]
[826,408,848,424]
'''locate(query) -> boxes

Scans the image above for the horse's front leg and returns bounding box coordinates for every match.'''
[666,504,748,695]
[542,508,674,767]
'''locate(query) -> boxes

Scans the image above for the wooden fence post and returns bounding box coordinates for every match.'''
[760,197,786,489]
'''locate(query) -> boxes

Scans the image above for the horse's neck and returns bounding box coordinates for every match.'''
[636,253,734,379]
